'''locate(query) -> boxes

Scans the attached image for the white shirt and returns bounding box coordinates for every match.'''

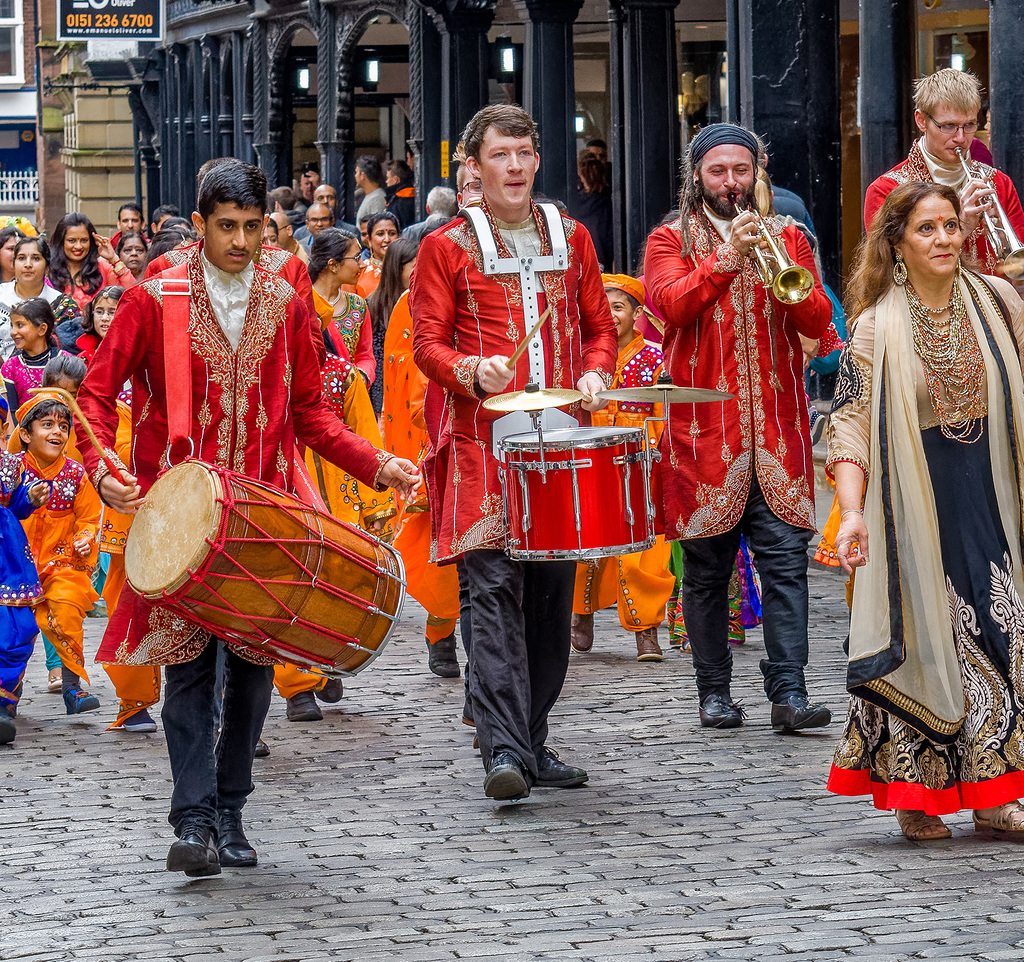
[201,252,253,352]
[495,216,543,259]
[703,203,734,242]
[918,136,968,191]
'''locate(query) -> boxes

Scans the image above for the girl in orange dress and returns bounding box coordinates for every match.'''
[15,393,101,714]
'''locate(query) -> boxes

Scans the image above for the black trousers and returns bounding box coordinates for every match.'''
[680,476,812,704]
[162,638,274,834]
[457,549,575,782]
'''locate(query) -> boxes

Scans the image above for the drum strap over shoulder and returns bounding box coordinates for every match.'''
[161,277,194,459]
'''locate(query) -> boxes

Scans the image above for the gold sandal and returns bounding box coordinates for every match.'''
[895,809,952,841]
[973,802,1024,832]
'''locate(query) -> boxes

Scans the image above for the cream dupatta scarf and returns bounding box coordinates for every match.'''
[847,271,1024,743]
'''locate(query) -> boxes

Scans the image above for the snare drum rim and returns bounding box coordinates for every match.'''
[500,425,646,453]
[507,534,657,561]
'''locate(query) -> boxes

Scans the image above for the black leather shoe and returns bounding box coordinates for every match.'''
[254,738,270,758]
[536,747,588,788]
[286,690,323,722]
[0,708,15,745]
[167,826,220,877]
[217,812,258,867]
[483,751,529,800]
[771,694,831,732]
[699,693,745,729]
[427,634,460,678]
[316,678,343,703]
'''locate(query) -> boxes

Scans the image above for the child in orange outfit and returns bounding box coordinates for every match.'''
[571,274,675,663]
[15,393,101,714]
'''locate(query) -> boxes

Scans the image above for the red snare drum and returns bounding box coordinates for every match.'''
[500,426,656,560]
[125,461,405,675]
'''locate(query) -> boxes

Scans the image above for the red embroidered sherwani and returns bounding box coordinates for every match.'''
[644,214,832,540]
[864,140,1024,273]
[410,202,618,562]
[143,242,319,356]
[76,249,391,665]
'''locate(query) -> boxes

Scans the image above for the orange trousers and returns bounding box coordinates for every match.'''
[573,535,674,632]
[393,510,460,643]
[35,568,98,685]
[100,555,162,728]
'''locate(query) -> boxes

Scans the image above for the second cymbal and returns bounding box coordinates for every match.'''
[483,386,586,412]
[598,385,733,403]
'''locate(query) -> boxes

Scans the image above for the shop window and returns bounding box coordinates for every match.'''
[0,0,23,83]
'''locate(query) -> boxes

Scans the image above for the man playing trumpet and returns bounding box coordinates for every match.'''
[864,68,1024,277]
[644,123,834,733]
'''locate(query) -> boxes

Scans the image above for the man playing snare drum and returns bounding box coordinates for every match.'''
[411,104,617,801]
[77,161,418,877]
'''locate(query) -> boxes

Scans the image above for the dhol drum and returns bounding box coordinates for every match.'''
[125,461,405,675]
[500,426,656,560]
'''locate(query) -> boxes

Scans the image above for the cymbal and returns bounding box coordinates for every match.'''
[598,385,733,403]
[483,387,585,412]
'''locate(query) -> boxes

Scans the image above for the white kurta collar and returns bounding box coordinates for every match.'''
[918,137,968,190]
[201,251,254,351]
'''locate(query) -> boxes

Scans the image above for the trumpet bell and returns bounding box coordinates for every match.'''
[1001,248,1024,281]
[772,265,814,305]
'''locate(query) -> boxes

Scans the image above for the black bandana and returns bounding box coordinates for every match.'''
[689,124,759,168]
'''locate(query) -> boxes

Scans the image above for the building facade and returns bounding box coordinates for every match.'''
[39,0,1024,282]
[0,0,38,222]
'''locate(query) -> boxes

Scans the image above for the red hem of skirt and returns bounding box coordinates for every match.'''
[827,765,1024,816]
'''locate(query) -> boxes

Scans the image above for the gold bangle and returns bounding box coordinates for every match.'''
[840,509,862,519]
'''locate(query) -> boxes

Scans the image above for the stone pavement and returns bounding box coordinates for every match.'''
[4,561,1024,962]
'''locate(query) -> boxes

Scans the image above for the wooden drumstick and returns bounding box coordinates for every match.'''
[28,386,131,486]
[505,306,553,370]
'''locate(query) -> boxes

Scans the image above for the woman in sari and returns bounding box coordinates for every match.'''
[828,180,1024,840]
[305,227,395,535]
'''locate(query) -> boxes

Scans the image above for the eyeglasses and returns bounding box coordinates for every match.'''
[925,113,979,136]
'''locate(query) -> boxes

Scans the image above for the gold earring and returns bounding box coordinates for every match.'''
[893,251,907,286]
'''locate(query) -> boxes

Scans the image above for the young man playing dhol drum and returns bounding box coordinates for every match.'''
[76,161,419,877]
[411,104,617,801]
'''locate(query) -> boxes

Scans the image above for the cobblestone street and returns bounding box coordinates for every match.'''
[4,555,1024,962]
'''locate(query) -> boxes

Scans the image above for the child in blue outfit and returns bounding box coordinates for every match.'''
[0,448,51,744]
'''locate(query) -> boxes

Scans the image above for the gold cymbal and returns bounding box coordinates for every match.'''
[483,387,586,412]
[598,385,733,404]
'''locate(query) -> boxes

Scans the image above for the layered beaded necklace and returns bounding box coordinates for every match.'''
[906,279,986,442]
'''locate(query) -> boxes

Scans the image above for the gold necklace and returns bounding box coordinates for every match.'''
[906,281,986,442]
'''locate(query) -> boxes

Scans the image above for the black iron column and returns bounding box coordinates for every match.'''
[252,20,278,187]
[621,0,680,274]
[440,3,495,176]
[725,0,741,123]
[608,0,627,272]
[858,0,914,201]
[193,41,212,174]
[408,5,444,218]
[740,0,842,287]
[989,0,1024,193]
[316,2,340,191]
[523,0,583,207]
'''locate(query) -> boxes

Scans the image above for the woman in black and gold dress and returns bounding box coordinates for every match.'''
[827,181,1024,840]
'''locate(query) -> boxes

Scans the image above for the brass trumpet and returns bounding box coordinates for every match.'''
[955,147,1024,280]
[730,193,814,304]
